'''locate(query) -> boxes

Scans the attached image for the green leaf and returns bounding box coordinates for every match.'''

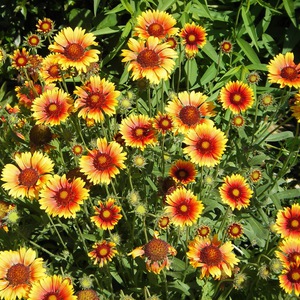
[270,189,300,201]
[283,0,297,27]
[241,6,259,51]
[120,0,134,15]
[244,218,268,247]
[262,33,279,56]
[192,0,213,20]
[236,38,260,64]
[184,59,198,88]
[265,131,294,142]
[169,280,191,296]
[93,0,100,16]
[92,26,122,36]
[200,63,217,85]
[202,40,224,68]
[158,0,177,11]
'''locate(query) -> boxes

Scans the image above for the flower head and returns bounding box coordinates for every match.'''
[246,71,261,85]
[232,115,245,128]
[1,152,54,199]
[121,36,177,85]
[259,93,274,107]
[49,27,100,73]
[276,238,300,269]
[40,54,63,83]
[220,40,233,54]
[79,137,127,185]
[153,112,173,134]
[169,159,197,185]
[187,235,240,279]
[11,48,30,69]
[219,81,254,114]
[219,174,253,210]
[227,222,243,239]
[249,168,262,183]
[77,289,99,300]
[267,52,300,88]
[183,123,227,167]
[279,262,300,297]
[88,240,118,267]
[36,18,55,35]
[290,92,300,122]
[197,225,211,238]
[0,248,46,300]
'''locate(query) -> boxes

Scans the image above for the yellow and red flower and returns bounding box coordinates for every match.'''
[267,52,300,88]
[197,225,211,238]
[276,238,300,268]
[180,22,207,58]
[27,275,77,300]
[165,187,204,227]
[279,262,300,297]
[36,18,55,35]
[11,48,30,69]
[119,114,157,150]
[48,27,100,73]
[187,235,240,279]
[91,198,122,230]
[220,40,233,54]
[40,54,63,83]
[165,90,215,134]
[134,10,179,40]
[38,174,89,218]
[219,81,254,114]
[1,151,54,199]
[88,240,118,267]
[79,137,127,185]
[227,222,243,239]
[219,174,253,210]
[249,168,262,183]
[183,123,227,167]
[31,88,73,125]
[158,216,171,230]
[121,36,177,85]
[74,75,120,123]
[274,203,300,239]
[153,112,173,134]
[0,248,46,300]
[129,232,176,274]
[169,159,197,185]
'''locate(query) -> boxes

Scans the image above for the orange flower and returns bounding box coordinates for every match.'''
[134,10,179,40]
[165,90,215,134]
[48,27,100,73]
[91,198,122,230]
[88,240,118,267]
[128,232,176,274]
[183,123,227,167]
[79,137,127,185]
[219,174,253,210]
[0,248,46,300]
[165,187,204,227]
[119,114,157,150]
[279,262,300,297]
[169,159,197,185]
[27,275,77,300]
[180,22,207,57]
[219,81,254,114]
[121,36,177,84]
[36,18,55,35]
[40,54,63,83]
[187,235,240,279]
[31,88,73,125]
[227,222,243,239]
[158,216,171,230]
[153,112,173,134]
[274,203,300,239]
[74,75,120,123]
[197,225,211,238]
[11,48,30,69]
[38,174,89,218]
[276,238,300,268]
[1,152,54,199]
[267,52,300,88]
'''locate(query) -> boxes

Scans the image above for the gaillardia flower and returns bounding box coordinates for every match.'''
[276,238,300,268]
[153,112,173,134]
[187,235,240,279]
[121,36,177,85]
[267,52,300,88]
[290,92,300,122]
[38,174,89,218]
[88,240,118,267]
[169,159,197,185]
[165,187,204,227]
[165,90,215,134]
[219,81,254,114]
[36,18,55,35]
[119,114,157,150]
[31,88,73,125]
[79,137,127,185]
[0,248,46,300]
[129,232,176,274]
[227,222,243,239]
[27,275,77,300]
[180,22,207,57]
[1,152,54,199]
[91,198,122,230]
[183,123,227,167]
[11,48,30,69]
[197,225,211,238]
[48,27,100,73]
[40,54,63,83]
[74,75,120,123]
[134,10,179,40]
[219,174,253,210]
[274,203,300,239]
[279,262,300,297]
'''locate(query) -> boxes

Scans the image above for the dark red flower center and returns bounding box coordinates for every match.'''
[16,55,28,67]
[87,92,106,109]
[231,93,242,103]
[28,35,40,46]
[287,266,300,283]
[200,245,223,266]
[175,169,188,180]
[93,153,112,171]
[196,139,211,153]
[46,102,63,117]
[281,66,298,80]
[40,21,52,32]
[159,118,172,130]
[198,226,210,237]
[96,244,110,258]
[144,238,168,261]
[289,218,300,230]
[43,293,59,300]
[187,34,197,44]
[288,252,300,264]
[19,168,39,187]
[230,187,241,199]
[133,126,152,139]
[48,65,60,77]
[221,41,232,53]
[178,203,189,214]
[64,43,85,61]
[148,23,164,37]
[137,49,159,68]
[6,263,30,286]
[228,223,242,238]
[179,106,200,126]
[56,188,74,207]
[100,208,112,220]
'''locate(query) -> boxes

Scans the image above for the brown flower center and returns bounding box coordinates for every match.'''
[290,218,300,229]
[77,289,99,300]
[64,43,85,61]
[48,65,60,77]
[281,66,298,80]
[144,238,168,261]
[6,263,30,286]
[137,49,159,68]
[198,226,210,237]
[180,204,188,212]
[200,245,223,266]
[196,139,211,152]
[287,267,300,283]
[101,209,112,220]
[30,124,53,146]
[176,169,188,179]
[87,93,106,109]
[29,36,40,46]
[41,22,51,32]
[56,188,73,207]
[19,168,39,187]
[96,245,110,257]
[16,56,28,67]
[187,34,196,43]
[221,42,232,53]
[179,106,200,126]
[148,23,164,37]
[93,153,112,171]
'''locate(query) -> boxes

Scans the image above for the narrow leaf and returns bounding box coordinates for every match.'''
[241,6,259,50]
[283,0,297,27]
[93,0,100,16]
[236,37,260,64]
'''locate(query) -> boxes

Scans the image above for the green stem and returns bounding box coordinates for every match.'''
[47,215,67,249]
